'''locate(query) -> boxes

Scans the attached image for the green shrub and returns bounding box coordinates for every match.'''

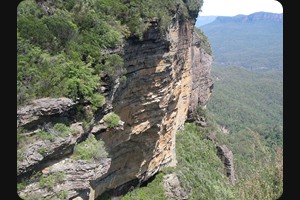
[37,147,48,157]
[39,172,65,189]
[100,54,125,79]
[52,123,74,137]
[73,134,108,161]
[17,0,42,17]
[42,12,78,45]
[89,93,105,111]
[103,112,120,128]
[57,190,68,199]
[82,119,95,132]
[17,16,55,49]
[80,106,95,131]
[120,75,127,83]
[37,131,55,141]
[53,123,69,133]
[17,182,26,191]
[66,61,99,101]
[185,0,203,14]
[17,45,69,106]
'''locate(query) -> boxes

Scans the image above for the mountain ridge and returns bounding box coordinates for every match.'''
[215,12,283,23]
[199,12,283,69]
[196,12,283,27]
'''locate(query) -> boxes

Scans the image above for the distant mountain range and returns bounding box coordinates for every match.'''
[195,16,217,26]
[197,12,283,70]
[212,12,282,23]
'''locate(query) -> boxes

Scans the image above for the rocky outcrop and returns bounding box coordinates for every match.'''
[164,173,189,200]
[17,97,76,129]
[18,158,111,199]
[17,98,87,179]
[207,133,236,185]
[216,145,236,185]
[17,122,84,177]
[17,98,114,199]
[17,4,214,200]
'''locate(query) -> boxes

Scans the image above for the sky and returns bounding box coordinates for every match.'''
[199,0,283,16]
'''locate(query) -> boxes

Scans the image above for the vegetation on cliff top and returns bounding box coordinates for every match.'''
[17,0,202,107]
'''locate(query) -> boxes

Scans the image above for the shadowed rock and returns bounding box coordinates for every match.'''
[216,145,236,185]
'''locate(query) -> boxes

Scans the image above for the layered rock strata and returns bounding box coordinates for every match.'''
[92,16,196,197]
[189,32,213,113]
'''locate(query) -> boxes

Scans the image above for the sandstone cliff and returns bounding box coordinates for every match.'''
[91,16,197,198]
[189,31,213,113]
[17,5,214,200]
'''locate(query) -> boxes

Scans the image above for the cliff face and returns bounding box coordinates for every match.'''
[17,10,213,200]
[92,16,196,197]
[189,34,213,113]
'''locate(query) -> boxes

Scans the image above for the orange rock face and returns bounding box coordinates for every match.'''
[91,16,212,197]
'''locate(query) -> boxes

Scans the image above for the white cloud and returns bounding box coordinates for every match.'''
[199,0,283,16]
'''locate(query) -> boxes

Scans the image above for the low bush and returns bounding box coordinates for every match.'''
[73,134,108,161]
[103,112,120,128]
[39,172,65,189]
